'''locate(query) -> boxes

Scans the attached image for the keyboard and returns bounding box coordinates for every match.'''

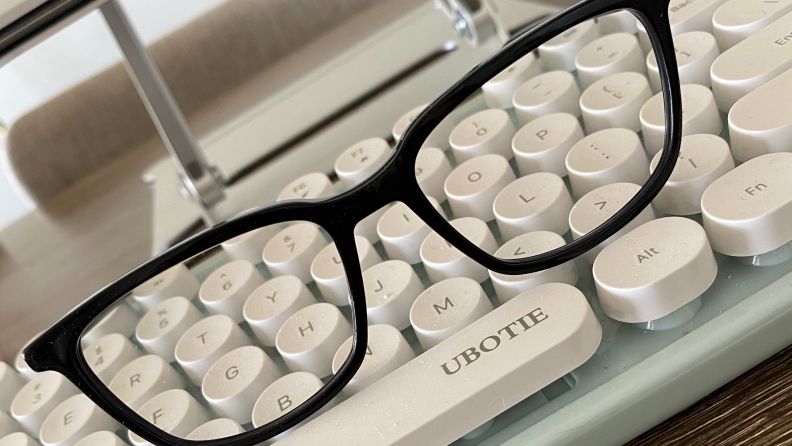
[7,0,792,445]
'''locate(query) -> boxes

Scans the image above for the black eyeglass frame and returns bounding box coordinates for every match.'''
[23,0,681,444]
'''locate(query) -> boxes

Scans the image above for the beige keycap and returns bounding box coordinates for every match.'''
[311,236,381,306]
[81,302,138,348]
[650,134,734,215]
[202,346,281,424]
[410,277,494,350]
[331,324,415,396]
[39,395,117,446]
[354,205,390,244]
[594,217,717,323]
[512,71,581,126]
[713,0,792,50]
[569,182,657,263]
[135,297,202,363]
[636,0,729,53]
[0,433,40,446]
[73,431,128,446]
[363,260,425,330]
[640,84,722,155]
[276,303,353,377]
[449,109,515,162]
[489,232,578,303]
[128,390,209,446]
[0,411,23,439]
[420,217,498,284]
[493,172,573,241]
[277,173,335,201]
[482,53,542,109]
[445,154,516,221]
[579,71,652,133]
[575,33,645,89]
[83,334,141,385]
[174,315,251,385]
[244,275,317,346]
[391,104,454,150]
[108,355,183,411]
[598,10,638,34]
[647,31,720,92]
[538,20,600,71]
[377,199,441,264]
[0,362,24,412]
[199,260,264,323]
[131,264,199,311]
[11,372,79,436]
[565,128,650,197]
[414,147,453,202]
[334,138,391,188]
[263,222,330,283]
[186,419,244,440]
[220,224,281,266]
[512,112,585,178]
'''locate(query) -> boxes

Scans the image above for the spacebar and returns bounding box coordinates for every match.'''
[279,283,602,446]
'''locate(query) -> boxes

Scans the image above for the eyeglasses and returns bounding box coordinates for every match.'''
[22,0,681,444]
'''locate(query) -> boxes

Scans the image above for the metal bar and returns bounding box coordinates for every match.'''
[100,0,223,224]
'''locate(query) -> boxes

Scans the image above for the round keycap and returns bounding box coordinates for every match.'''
[489,232,578,303]
[311,237,381,306]
[377,200,440,264]
[131,264,199,311]
[11,371,79,436]
[580,71,652,133]
[199,260,264,323]
[39,394,118,446]
[575,33,645,89]
[220,224,281,266]
[81,302,138,347]
[83,334,141,384]
[252,372,335,441]
[244,276,317,346]
[363,260,425,330]
[493,173,573,241]
[276,303,353,377]
[354,205,389,244]
[128,390,209,446]
[538,20,600,71]
[414,147,453,202]
[73,431,128,446]
[0,433,40,446]
[449,109,515,163]
[512,71,581,126]
[420,217,498,284]
[334,138,391,188]
[186,419,244,440]
[445,154,516,221]
[263,222,329,283]
[392,104,454,150]
[598,10,638,34]
[174,315,251,386]
[135,297,202,363]
[712,0,792,50]
[0,362,24,412]
[512,112,584,178]
[410,277,494,350]
[331,324,415,396]
[277,173,335,201]
[108,355,184,411]
[202,346,281,424]
[481,53,542,109]
[647,31,719,92]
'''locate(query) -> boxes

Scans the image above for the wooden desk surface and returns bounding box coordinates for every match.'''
[1,139,791,445]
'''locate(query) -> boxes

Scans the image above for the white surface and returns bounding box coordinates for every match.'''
[512,112,583,177]
[135,297,201,362]
[276,173,334,202]
[220,226,280,266]
[251,371,333,441]
[39,394,117,446]
[310,237,380,306]
[0,412,22,439]
[449,109,515,162]
[128,389,209,445]
[82,333,141,384]
[173,315,250,386]
[538,20,599,72]
[73,431,127,446]
[262,223,329,284]
[0,362,23,413]
[493,172,573,241]
[275,303,352,377]
[107,355,183,411]
[377,200,439,264]
[646,31,719,92]
[575,33,645,90]
[712,0,792,51]
[445,153,515,221]
[334,138,391,188]
[420,217,496,284]
[392,104,454,150]
[0,432,39,446]
[0,136,34,231]
[244,275,317,347]
[186,418,243,441]
[362,260,424,330]
[11,372,79,436]
[81,302,138,347]
[579,71,652,133]
[198,260,264,323]
[131,264,199,311]
[481,53,541,109]
[414,147,453,202]
[512,70,581,126]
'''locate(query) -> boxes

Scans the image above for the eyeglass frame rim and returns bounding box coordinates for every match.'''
[23,0,682,444]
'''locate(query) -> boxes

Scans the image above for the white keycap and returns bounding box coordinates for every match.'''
[174,315,251,386]
[650,134,734,215]
[598,10,638,34]
[420,217,498,284]
[646,31,719,92]
[493,172,574,241]
[128,390,209,446]
[11,371,79,436]
[481,53,543,109]
[334,138,391,188]
[0,412,23,439]
[640,84,722,155]
[202,346,281,424]
[0,362,24,412]
[277,283,601,446]
[414,147,453,202]
[131,264,199,311]
[277,173,335,201]
[580,71,652,133]
[244,276,317,346]
[14,337,38,381]
[83,334,141,385]
[569,182,657,263]
[575,33,645,89]
[135,297,202,363]
[354,205,389,244]
[410,278,494,350]
[512,112,585,178]
[445,154,516,221]
[538,20,600,71]
[713,0,792,50]
[186,419,244,440]
[220,224,280,266]
[391,104,454,150]
[702,153,792,256]
[331,324,415,396]
[377,199,440,264]
[594,217,717,323]
[512,71,581,126]
[263,222,329,283]
[199,260,264,323]
[729,67,792,162]
[0,432,39,446]
[39,395,117,446]
[108,355,183,411]
[636,0,728,52]
[252,372,336,441]
[363,260,425,330]
[311,236,380,306]
[81,302,138,347]
[448,109,515,162]
[489,232,578,303]
[73,431,128,446]
[565,128,650,197]
[276,303,353,377]
[711,10,792,111]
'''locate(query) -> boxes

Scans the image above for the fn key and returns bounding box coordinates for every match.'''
[278,283,601,446]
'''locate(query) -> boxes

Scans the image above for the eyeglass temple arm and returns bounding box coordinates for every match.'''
[100,0,224,225]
